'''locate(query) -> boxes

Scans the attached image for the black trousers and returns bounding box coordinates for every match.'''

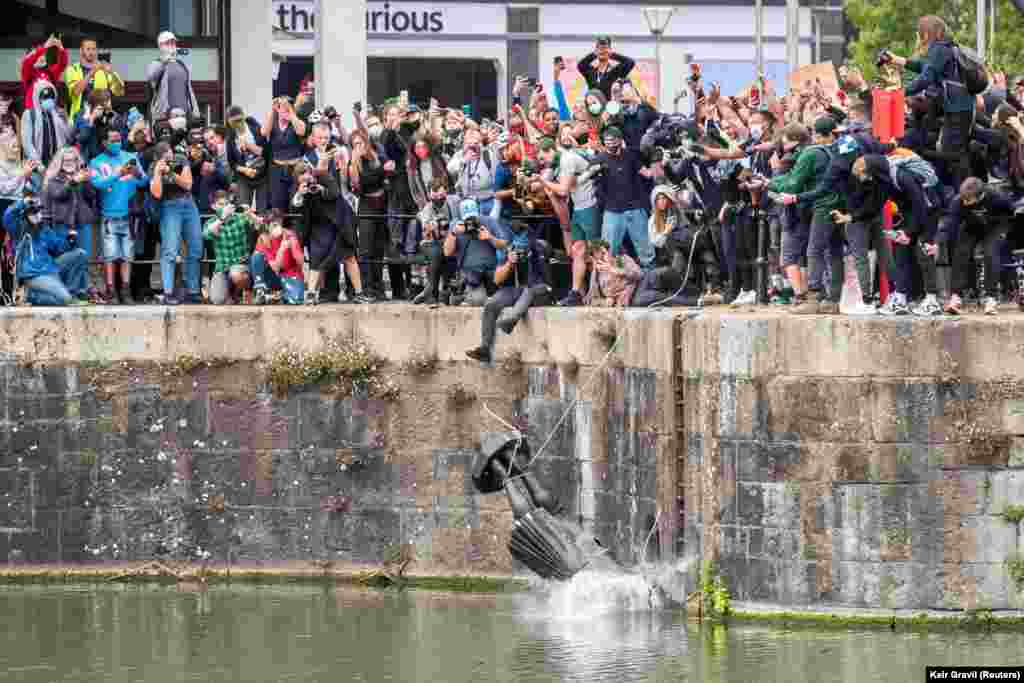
[480,284,551,350]
[951,224,1008,297]
[129,214,160,299]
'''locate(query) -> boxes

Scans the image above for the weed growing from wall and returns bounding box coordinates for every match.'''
[264,336,400,400]
[700,560,732,618]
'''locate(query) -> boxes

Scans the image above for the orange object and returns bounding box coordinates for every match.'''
[872,89,905,303]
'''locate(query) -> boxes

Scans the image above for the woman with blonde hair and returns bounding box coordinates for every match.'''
[348,128,392,299]
[43,145,98,274]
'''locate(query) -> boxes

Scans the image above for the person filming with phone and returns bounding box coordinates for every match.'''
[65,38,124,122]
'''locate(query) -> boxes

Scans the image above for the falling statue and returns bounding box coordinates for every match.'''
[472,431,621,580]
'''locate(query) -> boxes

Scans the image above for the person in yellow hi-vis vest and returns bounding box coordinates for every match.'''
[64,38,124,122]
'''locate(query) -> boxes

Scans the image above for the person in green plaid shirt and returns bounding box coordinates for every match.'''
[204,189,255,304]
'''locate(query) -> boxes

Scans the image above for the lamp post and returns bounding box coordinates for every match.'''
[643,7,676,108]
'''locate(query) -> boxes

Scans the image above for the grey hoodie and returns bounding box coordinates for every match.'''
[20,80,71,165]
[145,57,200,120]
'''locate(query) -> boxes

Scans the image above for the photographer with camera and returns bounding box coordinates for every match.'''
[633,184,711,307]
[146,32,198,121]
[251,209,305,305]
[3,189,89,305]
[880,16,977,189]
[466,221,552,364]
[203,190,255,305]
[75,89,120,163]
[21,35,68,112]
[43,146,97,272]
[443,198,509,306]
[90,128,149,304]
[225,106,269,211]
[414,177,461,305]
[261,95,307,211]
[191,125,230,216]
[150,141,202,305]
[548,121,600,306]
[292,162,372,306]
[65,38,123,123]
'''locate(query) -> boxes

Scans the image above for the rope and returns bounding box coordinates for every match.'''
[646,223,706,309]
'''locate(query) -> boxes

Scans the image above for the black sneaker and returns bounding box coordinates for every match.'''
[253,287,268,305]
[497,317,518,335]
[466,347,492,363]
[353,292,376,305]
[558,290,583,307]
[184,292,204,305]
[413,289,436,305]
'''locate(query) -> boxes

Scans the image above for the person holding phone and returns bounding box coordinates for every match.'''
[65,38,124,121]
[577,36,636,101]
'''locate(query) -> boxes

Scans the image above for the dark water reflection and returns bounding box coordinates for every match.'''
[0,585,1020,682]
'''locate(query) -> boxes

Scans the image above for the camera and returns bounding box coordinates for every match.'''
[95,108,117,128]
[306,183,324,195]
[463,216,481,236]
[875,49,893,68]
[161,153,189,182]
[510,247,529,261]
[353,101,362,113]
[98,51,111,63]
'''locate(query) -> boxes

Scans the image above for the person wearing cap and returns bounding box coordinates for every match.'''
[442,197,509,306]
[770,116,844,314]
[225,105,269,211]
[145,32,199,121]
[578,37,636,101]
[594,125,655,270]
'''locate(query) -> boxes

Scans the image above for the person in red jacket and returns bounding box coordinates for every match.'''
[22,36,69,111]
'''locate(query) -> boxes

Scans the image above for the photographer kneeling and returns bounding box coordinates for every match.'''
[203,190,255,304]
[442,198,509,306]
[252,210,304,305]
[466,221,552,363]
[414,177,461,305]
[2,191,89,305]
[634,184,708,307]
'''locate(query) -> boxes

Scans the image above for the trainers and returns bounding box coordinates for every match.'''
[353,292,376,305]
[412,288,435,305]
[845,300,877,316]
[466,347,492,363]
[558,290,583,307]
[911,294,942,317]
[818,299,840,315]
[497,316,518,335]
[253,287,268,305]
[983,296,998,316]
[790,292,820,315]
[878,293,910,316]
[304,290,320,306]
[944,294,962,316]
[729,289,750,307]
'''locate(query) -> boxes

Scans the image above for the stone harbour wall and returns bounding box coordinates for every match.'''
[2,306,1024,611]
[0,307,676,577]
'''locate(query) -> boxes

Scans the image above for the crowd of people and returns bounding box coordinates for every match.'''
[2,19,1024,356]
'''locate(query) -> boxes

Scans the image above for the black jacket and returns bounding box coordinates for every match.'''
[577,52,636,100]
[44,173,98,226]
[937,189,1015,243]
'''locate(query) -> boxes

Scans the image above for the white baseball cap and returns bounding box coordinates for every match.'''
[157,31,177,45]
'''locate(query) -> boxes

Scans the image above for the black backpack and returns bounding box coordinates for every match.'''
[954,45,989,96]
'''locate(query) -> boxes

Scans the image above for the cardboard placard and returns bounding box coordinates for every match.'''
[788,62,840,99]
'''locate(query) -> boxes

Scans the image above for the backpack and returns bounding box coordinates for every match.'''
[887,148,939,189]
[953,45,989,96]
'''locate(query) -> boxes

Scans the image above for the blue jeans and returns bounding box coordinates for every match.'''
[25,249,88,305]
[602,208,654,269]
[251,252,305,304]
[159,198,203,296]
[55,223,93,260]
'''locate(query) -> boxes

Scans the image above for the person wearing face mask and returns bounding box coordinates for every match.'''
[21,36,68,112]
[225,105,269,211]
[347,129,392,300]
[75,88,119,163]
[768,119,843,313]
[3,191,89,306]
[123,120,162,302]
[617,81,658,150]
[21,80,71,167]
[593,127,656,270]
[145,32,199,121]
[378,102,425,300]
[931,177,1015,315]
[406,135,452,296]
[447,127,499,219]
[202,190,256,305]
[192,126,230,216]
[578,37,636,101]
[261,95,307,211]
[251,209,305,305]
[90,129,149,304]
[414,177,461,305]
[582,89,609,142]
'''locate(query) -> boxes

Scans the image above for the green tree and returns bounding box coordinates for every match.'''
[845,0,1024,81]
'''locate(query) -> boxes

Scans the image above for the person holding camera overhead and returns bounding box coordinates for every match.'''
[146,32,199,121]
[90,128,149,304]
[225,105,269,211]
[75,89,120,163]
[261,95,307,211]
[577,36,637,101]
[65,38,124,123]
[347,129,392,300]
[150,141,202,305]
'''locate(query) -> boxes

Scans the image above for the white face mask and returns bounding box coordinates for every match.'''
[169,117,187,131]
[749,125,764,141]
[160,45,177,60]
[27,213,42,225]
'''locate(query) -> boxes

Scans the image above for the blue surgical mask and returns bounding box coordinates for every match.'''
[107,142,122,155]
[40,98,56,112]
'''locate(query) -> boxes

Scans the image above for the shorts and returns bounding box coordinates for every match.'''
[570,206,601,243]
[102,218,135,263]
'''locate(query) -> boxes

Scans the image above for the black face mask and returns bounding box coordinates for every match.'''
[400,121,419,134]
[575,133,590,145]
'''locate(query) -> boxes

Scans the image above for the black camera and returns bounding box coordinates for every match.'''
[510,247,529,261]
[436,219,450,233]
[95,108,117,128]
[307,183,324,195]
[98,51,111,63]
[463,216,481,235]
[353,101,362,113]
[876,49,893,68]
[323,105,339,119]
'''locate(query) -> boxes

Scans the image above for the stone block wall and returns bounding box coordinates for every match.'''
[0,307,677,576]
[681,314,1024,610]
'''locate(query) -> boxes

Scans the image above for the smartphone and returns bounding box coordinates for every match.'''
[554,56,564,66]
[399,90,409,107]
[98,52,111,63]
[526,77,538,89]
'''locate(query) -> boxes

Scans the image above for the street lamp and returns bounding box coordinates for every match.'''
[643,7,676,108]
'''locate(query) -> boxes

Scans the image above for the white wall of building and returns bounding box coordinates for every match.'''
[0,48,220,83]
[232,0,273,120]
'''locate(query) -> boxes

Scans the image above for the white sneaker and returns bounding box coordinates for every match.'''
[878,293,909,316]
[983,296,998,316]
[729,290,749,307]
[911,294,942,317]
[846,301,877,316]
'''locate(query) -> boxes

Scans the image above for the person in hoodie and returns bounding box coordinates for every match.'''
[930,177,1015,316]
[853,152,943,316]
[43,146,97,272]
[618,80,659,150]
[145,32,199,121]
[21,79,72,167]
[3,191,88,306]
[885,16,977,189]
[90,128,149,304]
[21,36,69,112]
[633,184,708,306]
[414,177,462,305]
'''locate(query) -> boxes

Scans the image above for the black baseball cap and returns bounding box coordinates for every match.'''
[596,36,612,47]
[813,116,838,136]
